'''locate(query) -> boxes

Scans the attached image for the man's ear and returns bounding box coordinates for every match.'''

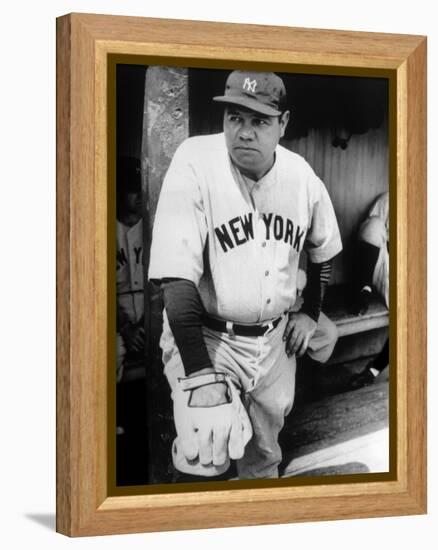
[279,110,290,138]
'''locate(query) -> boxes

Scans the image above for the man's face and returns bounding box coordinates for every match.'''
[124,190,142,216]
[223,106,289,180]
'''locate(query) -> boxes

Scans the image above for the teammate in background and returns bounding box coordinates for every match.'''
[350,192,389,389]
[116,156,145,383]
[149,71,342,480]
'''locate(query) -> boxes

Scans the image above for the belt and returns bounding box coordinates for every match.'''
[202,315,282,337]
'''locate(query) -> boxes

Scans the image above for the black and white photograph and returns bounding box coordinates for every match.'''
[115,64,390,487]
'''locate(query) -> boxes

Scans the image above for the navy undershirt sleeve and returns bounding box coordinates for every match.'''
[161,278,213,376]
[300,259,332,323]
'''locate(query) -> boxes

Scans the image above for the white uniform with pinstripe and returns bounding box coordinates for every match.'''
[149,133,342,478]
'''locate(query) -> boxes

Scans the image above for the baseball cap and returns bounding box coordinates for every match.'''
[213,71,287,116]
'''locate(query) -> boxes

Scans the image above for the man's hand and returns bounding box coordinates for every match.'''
[121,323,145,353]
[283,311,317,358]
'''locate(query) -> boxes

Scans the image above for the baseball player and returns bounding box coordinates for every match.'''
[149,71,342,480]
[116,156,145,382]
[350,192,389,389]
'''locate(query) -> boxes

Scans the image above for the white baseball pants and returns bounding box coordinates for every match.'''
[161,311,338,479]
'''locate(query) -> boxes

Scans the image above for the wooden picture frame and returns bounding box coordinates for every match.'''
[56,13,427,536]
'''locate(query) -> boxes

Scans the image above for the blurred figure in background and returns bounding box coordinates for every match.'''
[116,157,145,438]
[350,192,389,389]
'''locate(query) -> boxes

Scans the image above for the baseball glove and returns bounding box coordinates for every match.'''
[171,371,253,476]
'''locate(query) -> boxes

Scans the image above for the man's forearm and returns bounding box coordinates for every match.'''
[300,259,332,323]
[161,278,213,376]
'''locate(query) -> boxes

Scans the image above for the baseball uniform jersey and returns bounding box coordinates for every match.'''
[116,218,144,381]
[117,218,144,325]
[149,132,342,322]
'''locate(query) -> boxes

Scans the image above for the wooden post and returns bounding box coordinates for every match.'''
[141,66,189,482]
[142,66,189,234]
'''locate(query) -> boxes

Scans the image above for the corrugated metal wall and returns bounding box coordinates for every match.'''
[284,123,388,284]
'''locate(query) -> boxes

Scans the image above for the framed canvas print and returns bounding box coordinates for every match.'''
[56,13,427,536]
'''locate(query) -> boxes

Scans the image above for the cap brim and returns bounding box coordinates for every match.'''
[213,95,281,116]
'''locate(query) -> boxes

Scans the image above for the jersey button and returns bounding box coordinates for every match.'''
[265,270,269,276]
[262,242,267,248]
[266,298,271,304]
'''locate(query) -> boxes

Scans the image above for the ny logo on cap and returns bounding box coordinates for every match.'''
[243,78,257,93]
